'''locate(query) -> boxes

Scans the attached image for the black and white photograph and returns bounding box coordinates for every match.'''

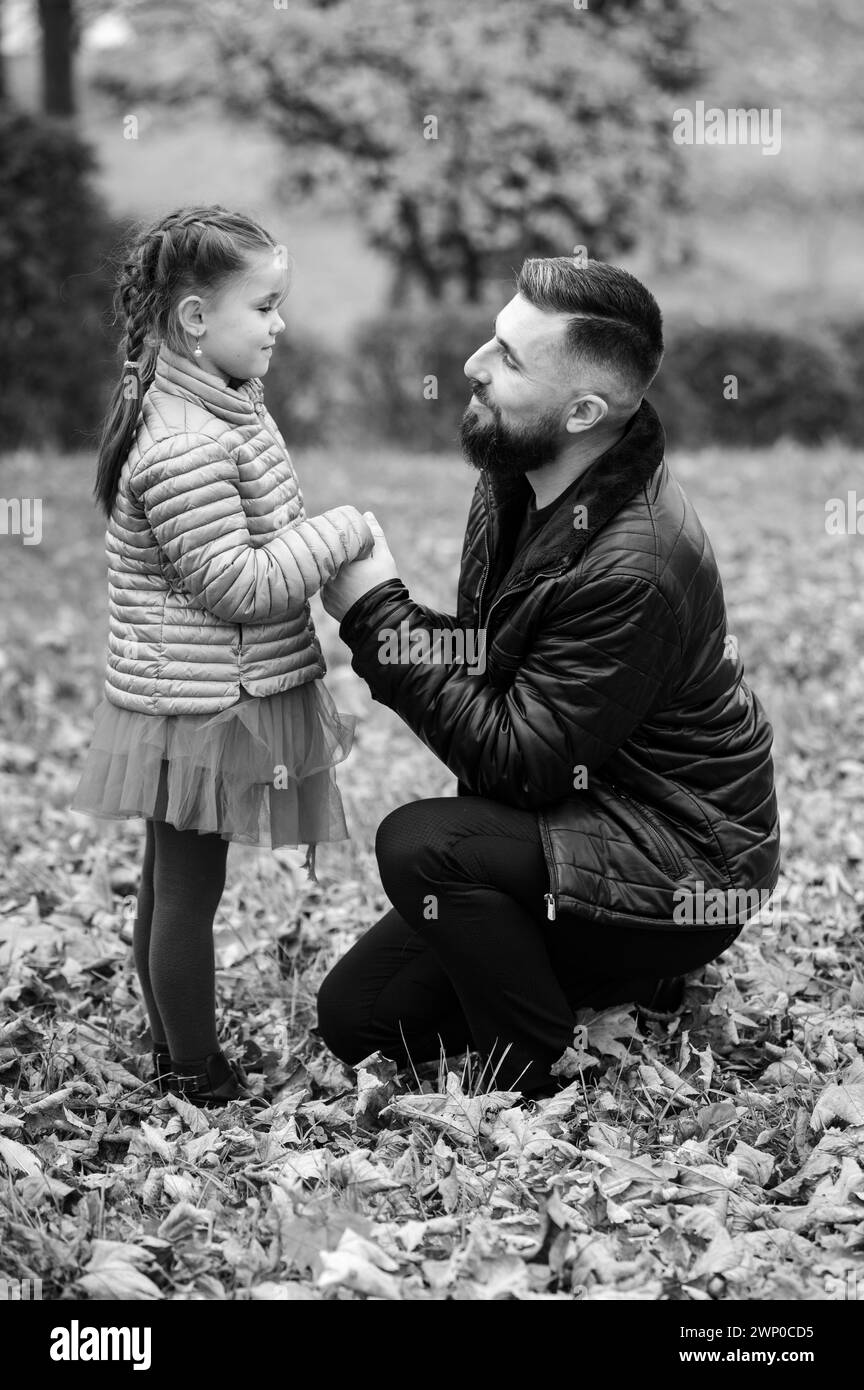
[0,0,862,1344]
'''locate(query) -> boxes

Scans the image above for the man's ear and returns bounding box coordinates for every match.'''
[565,394,608,433]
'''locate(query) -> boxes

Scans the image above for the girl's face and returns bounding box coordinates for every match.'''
[177,247,289,383]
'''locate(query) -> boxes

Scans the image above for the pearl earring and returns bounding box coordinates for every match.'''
[193,336,203,358]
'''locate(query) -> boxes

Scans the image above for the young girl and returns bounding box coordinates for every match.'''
[72,205,374,1106]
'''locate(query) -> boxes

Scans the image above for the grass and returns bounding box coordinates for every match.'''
[0,436,863,1301]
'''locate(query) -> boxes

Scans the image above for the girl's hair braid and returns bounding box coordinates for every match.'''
[94,205,281,517]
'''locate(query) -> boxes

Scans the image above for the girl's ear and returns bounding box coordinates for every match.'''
[176,293,205,336]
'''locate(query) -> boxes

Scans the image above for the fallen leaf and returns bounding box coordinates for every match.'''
[811,1059,864,1131]
[247,1281,321,1300]
[354,1050,399,1130]
[77,1240,161,1300]
[0,1135,42,1176]
[317,1245,402,1300]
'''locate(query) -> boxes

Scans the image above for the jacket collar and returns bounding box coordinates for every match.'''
[152,344,265,426]
[482,397,666,586]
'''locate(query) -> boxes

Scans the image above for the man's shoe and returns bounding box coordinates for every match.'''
[636,975,686,1023]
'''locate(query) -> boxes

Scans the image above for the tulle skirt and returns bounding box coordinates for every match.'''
[70,680,356,852]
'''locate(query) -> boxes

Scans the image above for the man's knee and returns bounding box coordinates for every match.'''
[375,798,457,888]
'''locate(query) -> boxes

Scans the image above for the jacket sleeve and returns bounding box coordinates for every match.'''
[133,434,373,623]
[339,572,682,808]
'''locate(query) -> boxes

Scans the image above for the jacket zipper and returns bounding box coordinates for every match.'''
[609,783,686,879]
[475,492,493,629]
[478,487,571,630]
[539,814,560,920]
[474,479,568,923]
[490,565,569,927]
[484,566,567,632]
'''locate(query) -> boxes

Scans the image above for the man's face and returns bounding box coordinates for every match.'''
[460,294,580,479]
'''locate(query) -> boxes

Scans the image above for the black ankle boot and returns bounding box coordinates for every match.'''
[172,1050,254,1107]
[152,1043,176,1095]
[636,975,686,1023]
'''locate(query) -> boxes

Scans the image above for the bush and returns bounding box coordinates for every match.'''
[0,108,119,452]
[649,321,858,448]
[828,319,864,441]
[348,306,494,452]
[349,306,863,451]
[261,332,346,448]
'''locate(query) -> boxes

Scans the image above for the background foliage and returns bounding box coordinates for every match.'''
[3,0,863,451]
[0,106,117,449]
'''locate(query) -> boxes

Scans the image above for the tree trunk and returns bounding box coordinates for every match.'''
[461,242,482,304]
[38,0,76,117]
[395,195,443,304]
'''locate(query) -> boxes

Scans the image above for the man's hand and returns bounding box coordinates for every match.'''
[321,511,400,622]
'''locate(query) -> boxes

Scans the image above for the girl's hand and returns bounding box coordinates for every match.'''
[325,505,374,561]
[321,511,399,622]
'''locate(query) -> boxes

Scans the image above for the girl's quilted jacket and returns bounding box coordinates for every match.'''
[103,344,371,714]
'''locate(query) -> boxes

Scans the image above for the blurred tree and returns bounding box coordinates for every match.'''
[0,105,118,448]
[37,0,78,116]
[95,0,705,303]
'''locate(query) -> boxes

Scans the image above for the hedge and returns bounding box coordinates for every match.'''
[345,306,864,451]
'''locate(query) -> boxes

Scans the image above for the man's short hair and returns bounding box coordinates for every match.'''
[517,257,664,396]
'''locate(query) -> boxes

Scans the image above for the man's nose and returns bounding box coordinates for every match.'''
[464,347,491,382]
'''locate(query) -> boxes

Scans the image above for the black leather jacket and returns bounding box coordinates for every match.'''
[340,400,781,930]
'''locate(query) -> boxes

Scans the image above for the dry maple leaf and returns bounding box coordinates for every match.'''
[76,1239,161,1301]
[275,1206,373,1277]
[383,1072,520,1144]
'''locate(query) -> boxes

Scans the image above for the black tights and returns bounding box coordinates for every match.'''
[317,797,739,1095]
[133,819,228,1059]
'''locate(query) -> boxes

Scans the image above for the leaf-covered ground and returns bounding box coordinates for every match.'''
[0,439,863,1301]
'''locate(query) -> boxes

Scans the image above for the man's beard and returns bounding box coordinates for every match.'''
[459,395,562,482]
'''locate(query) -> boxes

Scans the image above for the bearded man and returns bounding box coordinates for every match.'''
[315,257,780,1099]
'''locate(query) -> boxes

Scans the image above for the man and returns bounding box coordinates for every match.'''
[316,257,780,1099]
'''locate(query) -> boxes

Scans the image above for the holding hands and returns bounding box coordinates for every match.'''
[322,512,399,622]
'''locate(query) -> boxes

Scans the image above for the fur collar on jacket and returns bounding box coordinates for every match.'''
[481,397,666,588]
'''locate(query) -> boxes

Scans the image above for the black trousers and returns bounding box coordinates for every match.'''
[316,796,739,1096]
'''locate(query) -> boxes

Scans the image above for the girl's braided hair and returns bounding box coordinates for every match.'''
[95,205,278,516]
